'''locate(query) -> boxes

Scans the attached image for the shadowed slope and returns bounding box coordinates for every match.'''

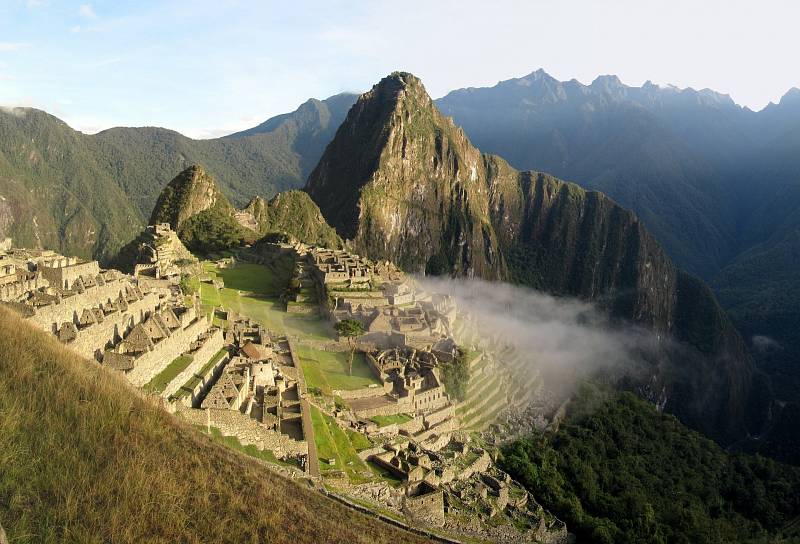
[0,306,428,544]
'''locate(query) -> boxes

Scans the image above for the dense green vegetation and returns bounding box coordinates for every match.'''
[500,388,800,544]
[178,206,256,253]
[439,349,471,402]
[251,190,343,248]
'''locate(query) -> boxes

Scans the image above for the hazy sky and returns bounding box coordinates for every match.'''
[1,0,797,138]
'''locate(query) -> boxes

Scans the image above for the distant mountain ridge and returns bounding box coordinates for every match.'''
[0,93,356,262]
[306,72,766,445]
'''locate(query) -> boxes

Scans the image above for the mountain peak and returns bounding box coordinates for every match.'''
[149,165,229,230]
[517,68,559,86]
[591,74,624,88]
[779,87,800,106]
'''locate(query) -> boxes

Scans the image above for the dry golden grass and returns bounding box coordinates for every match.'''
[0,306,429,544]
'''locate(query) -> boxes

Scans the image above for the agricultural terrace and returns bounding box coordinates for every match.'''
[309,404,374,483]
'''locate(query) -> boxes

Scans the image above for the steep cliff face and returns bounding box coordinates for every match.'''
[489,170,677,332]
[305,72,765,444]
[307,73,504,277]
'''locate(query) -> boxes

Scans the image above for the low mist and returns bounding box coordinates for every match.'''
[417,276,662,397]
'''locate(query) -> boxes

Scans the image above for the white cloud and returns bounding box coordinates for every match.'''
[0,43,30,52]
[0,106,28,117]
[27,0,43,7]
[78,4,97,19]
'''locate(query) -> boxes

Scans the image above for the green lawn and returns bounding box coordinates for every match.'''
[295,345,380,394]
[196,260,333,342]
[142,355,193,394]
[216,259,293,297]
[309,405,372,482]
[347,429,373,451]
[371,413,413,427]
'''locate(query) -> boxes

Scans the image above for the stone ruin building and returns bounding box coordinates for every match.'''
[132,223,197,281]
[344,347,455,440]
[180,318,307,463]
[358,434,567,543]
[0,240,216,390]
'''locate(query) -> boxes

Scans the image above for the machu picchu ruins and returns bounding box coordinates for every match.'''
[0,229,569,543]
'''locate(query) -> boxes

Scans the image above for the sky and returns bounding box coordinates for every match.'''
[0,0,798,138]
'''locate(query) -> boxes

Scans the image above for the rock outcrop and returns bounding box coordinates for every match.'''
[305,72,765,444]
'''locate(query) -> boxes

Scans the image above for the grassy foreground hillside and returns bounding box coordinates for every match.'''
[0,306,427,544]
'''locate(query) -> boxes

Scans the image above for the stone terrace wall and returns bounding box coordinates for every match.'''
[161,327,224,399]
[334,384,387,400]
[456,451,491,481]
[354,396,414,419]
[180,408,308,459]
[422,404,454,428]
[40,261,99,289]
[29,279,141,332]
[125,317,210,387]
[66,292,160,360]
[175,351,230,409]
[0,276,48,302]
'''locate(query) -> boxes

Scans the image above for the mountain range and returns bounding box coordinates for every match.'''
[0,93,354,261]
[1,69,799,458]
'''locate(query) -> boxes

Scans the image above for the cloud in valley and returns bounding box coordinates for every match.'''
[416,276,660,391]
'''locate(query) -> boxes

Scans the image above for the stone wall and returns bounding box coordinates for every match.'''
[402,484,445,527]
[180,407,308,459]
[422,404,454,428]
[456,451,492,481]
[29,279,141,333]
[161,327,224,399]
[176,351,230,409]
[353,396,413,419]
[333,384,387,400]
[40,260,99,289]
[413,418,457,442]
[125,317,210,387]
[398,416,425,435]
[65,292,161,360]
[413,386,449,413]
[0,276,48,302]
